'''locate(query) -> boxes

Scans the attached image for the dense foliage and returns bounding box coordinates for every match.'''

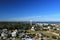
[0,22,32,30]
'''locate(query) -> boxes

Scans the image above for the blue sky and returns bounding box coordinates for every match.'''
[0,0,60,21]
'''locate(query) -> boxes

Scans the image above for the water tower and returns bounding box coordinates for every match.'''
[30,20,32,26]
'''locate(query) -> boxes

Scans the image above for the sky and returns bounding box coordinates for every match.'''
[0,0,60,21]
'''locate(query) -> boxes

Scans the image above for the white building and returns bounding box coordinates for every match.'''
[11,30,17,37]
[31,26,35,31]
[43,23,48,26]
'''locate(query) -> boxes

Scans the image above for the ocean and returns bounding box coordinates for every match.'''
[33,22,60,24]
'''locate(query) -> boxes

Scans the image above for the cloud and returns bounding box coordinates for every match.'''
[8,16,42,21]
[2,15,60,22]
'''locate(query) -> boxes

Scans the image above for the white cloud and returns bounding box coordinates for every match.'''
[8,16,42,21]
[2,15,60,22]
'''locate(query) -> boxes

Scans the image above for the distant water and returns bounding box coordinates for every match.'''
[33,22,60,24]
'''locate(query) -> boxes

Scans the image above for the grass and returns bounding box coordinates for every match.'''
[27,30,59,38]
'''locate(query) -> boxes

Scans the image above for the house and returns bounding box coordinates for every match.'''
[25,38,35,40]
[11,30,17,37]
[31,26,35,31]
